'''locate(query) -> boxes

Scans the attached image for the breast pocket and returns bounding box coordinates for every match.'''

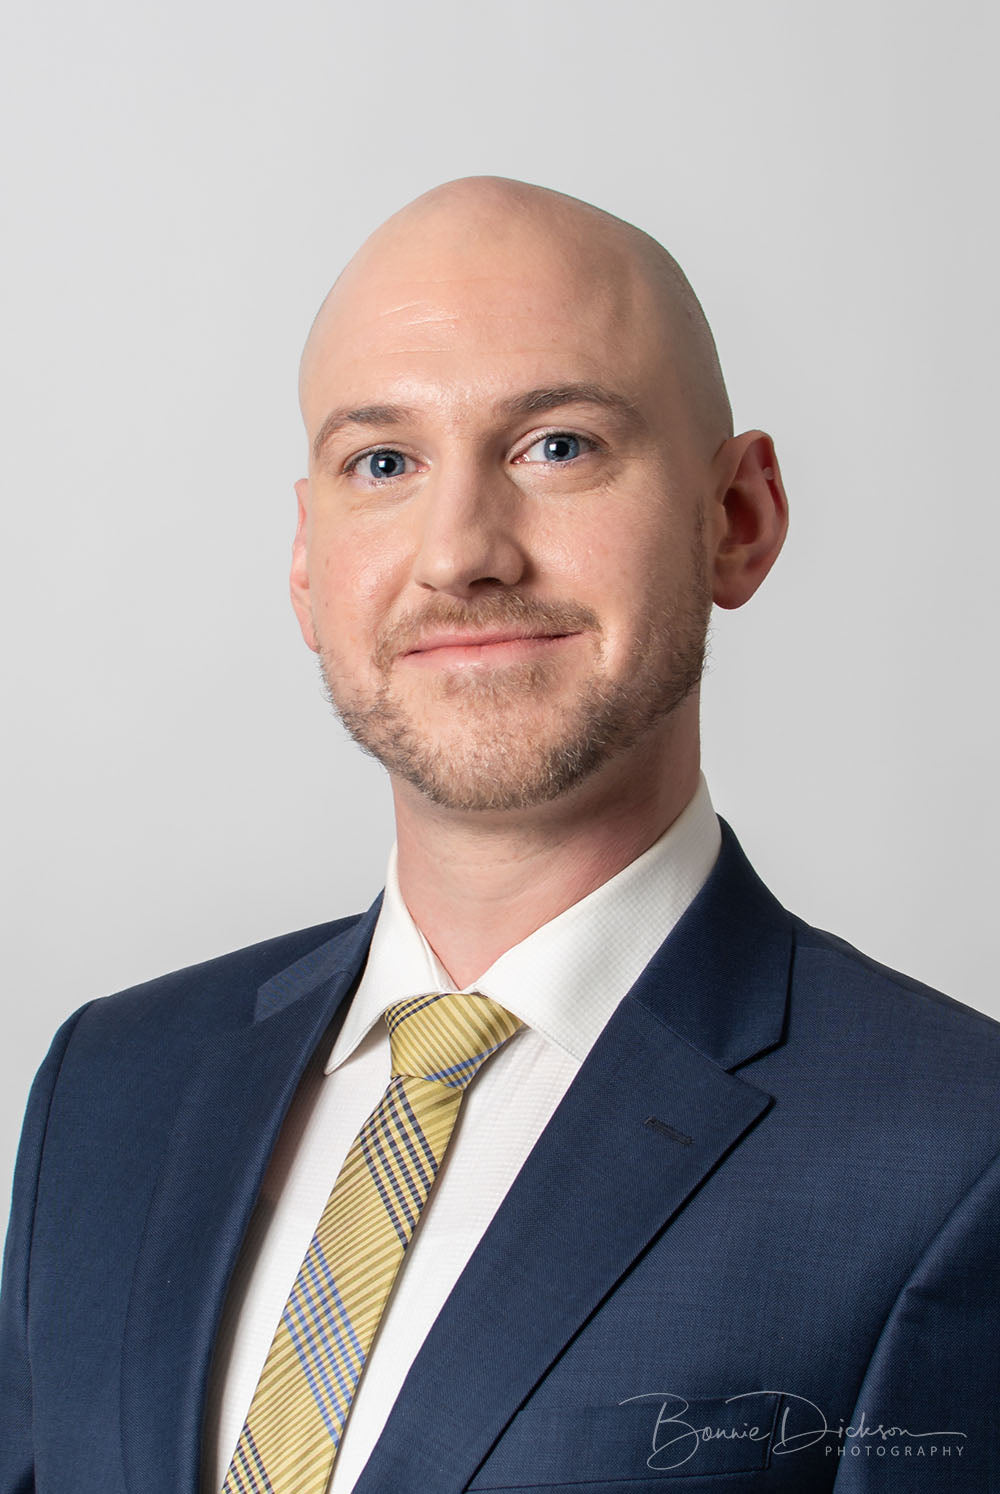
[469,1391,785,1487]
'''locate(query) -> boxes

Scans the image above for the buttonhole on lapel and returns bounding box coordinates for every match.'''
[644,1115,693,1146]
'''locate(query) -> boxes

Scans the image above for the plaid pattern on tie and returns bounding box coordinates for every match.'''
[221,991,521,1494]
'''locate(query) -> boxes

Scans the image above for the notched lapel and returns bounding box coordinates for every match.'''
[119,905,379,1494]
[254,896,382,1022]
[632,819,794,1073]
[357,1012,774,1493]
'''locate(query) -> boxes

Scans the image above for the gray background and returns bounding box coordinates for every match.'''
[2,0,998,1210]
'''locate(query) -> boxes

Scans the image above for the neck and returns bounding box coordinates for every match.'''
[392,713,701,989]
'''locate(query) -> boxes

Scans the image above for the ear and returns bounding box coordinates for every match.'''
[290,477,320,653]
[708,430,789,610]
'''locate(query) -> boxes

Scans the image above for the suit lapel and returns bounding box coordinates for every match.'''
[119,904,380,1494]
[119,822,792,1494]
[357,824,794,1493]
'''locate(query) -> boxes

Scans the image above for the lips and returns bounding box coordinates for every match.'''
[404,627,573,656]
[372,596,601,674]
[396,628,582,671]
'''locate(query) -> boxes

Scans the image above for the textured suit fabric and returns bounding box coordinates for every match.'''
[2,822,999,1493]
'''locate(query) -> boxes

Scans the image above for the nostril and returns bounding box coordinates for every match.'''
[412,545,528,595]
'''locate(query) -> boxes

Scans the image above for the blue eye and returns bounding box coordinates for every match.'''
[363,449,409,480]
[522,433,584,463]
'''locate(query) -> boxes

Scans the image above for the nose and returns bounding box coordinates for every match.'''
[410,459,528,597]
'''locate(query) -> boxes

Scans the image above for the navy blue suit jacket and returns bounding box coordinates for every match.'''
[2,824,999,1491]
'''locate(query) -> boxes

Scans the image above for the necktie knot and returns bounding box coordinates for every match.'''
[384,991,521,1088]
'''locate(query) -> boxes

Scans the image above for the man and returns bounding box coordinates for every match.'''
[2,177,998,1493]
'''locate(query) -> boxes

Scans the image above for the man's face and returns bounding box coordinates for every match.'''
[292,216,717,812]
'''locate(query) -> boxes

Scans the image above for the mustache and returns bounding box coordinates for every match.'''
[373,592,600,670]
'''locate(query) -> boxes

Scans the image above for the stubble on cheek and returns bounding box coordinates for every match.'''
[313,519,711,812]
[313,592,605,809]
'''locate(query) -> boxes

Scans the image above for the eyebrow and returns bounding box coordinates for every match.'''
[312,403,415,461]
[495,382,645,427]
[311,382,645,462]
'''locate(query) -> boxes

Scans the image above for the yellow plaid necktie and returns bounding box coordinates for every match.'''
[222,990,521,1494]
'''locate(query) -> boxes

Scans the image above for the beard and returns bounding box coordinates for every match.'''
[318,545,711,813]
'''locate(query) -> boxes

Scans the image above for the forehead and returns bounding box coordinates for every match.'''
[300,238,664,430]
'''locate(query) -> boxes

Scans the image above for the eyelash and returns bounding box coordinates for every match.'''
[343,448,416,485]
[513,429,596,464]
[343,429,597,486]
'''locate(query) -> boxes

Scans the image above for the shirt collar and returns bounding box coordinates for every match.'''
[326,775,720,1073]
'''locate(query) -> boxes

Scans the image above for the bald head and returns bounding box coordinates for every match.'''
[300,176,732,460]
[290,175,788,823]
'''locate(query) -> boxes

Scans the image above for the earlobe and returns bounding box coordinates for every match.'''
[290,477,320,653]
[710,431,789,610]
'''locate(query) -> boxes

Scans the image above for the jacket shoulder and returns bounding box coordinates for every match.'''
[789,912,1000,1057]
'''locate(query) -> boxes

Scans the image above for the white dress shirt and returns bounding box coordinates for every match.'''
[203,776,720,1493]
